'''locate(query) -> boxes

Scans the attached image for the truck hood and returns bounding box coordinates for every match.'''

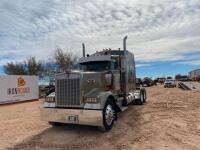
[55,70,106,98]
[81,71,106,97]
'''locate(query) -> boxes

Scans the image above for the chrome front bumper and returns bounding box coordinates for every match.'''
[41,108,103,127]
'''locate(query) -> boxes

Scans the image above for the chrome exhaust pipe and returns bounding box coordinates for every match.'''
[123,36,127,51]
[82,43,85,57]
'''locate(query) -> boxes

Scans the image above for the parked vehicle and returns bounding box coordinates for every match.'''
[136,78,142,88]
[179,75,189,81]
[157,78,166,84]
[45,79,55,96]
[41,36,147,131]
[152,79,158,86]
[166,76,172,79]
[164,79,176,88]
[142,77,153,87]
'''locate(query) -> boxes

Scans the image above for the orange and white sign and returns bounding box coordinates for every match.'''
[0,75,38,104]
[18,77,26,87]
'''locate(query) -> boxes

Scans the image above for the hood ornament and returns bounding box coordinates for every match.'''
[87,79,96,84]
[65,70,71,78]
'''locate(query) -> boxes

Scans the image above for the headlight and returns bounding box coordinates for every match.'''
[45,97,55,103]
[105,73,112,91]
[85,97,98,103]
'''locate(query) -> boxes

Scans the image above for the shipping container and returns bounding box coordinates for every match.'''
[0,75,39,104]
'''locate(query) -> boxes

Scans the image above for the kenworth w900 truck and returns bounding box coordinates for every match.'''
[41,36,147,131]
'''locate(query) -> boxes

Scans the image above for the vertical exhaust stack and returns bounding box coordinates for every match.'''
[122,36,127,104]
[123,36,127,51]
[82,43,85,57]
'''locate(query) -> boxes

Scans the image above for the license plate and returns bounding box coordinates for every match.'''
[67,115,79,122]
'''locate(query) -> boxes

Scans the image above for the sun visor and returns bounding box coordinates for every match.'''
[78,55,112,64]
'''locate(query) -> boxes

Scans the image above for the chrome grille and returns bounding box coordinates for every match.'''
[56,77,80,107]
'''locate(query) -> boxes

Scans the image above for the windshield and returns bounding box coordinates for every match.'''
[79,61,110,71]
[165,79,174,82]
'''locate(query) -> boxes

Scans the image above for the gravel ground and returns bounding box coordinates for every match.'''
[0,85,200,150]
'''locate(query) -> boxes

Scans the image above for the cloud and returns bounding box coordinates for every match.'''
[0,0,200,65]
[176,60,200,66]
[136,63,151,68]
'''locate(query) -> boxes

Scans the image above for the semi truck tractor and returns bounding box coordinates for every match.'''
[41,36,147,131]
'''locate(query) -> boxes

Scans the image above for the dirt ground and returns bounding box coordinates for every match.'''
[0,85,200,150]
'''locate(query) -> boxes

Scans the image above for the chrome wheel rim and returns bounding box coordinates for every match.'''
[105,105,114,126]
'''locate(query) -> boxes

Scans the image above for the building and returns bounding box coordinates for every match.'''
[188,69,200,81]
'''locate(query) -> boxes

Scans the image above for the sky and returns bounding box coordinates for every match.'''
[0,0,200,78]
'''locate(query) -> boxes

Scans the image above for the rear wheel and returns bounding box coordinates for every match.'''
[136,91,144,105]
[143,89,147,103]
[102,99,115,131]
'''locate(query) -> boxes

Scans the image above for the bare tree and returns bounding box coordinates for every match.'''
[4,57,44,75]
[3,49,78,76]
[25,57,44,75]
[4,62,27,75]
[54,48,78,72]
[42,59,57,76]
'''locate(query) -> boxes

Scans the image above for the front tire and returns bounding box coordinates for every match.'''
[48,122,62,126]
[102,99,115,131]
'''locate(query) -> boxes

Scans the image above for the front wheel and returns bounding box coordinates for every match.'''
[102,99,115,131]
[48,122,62,127]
